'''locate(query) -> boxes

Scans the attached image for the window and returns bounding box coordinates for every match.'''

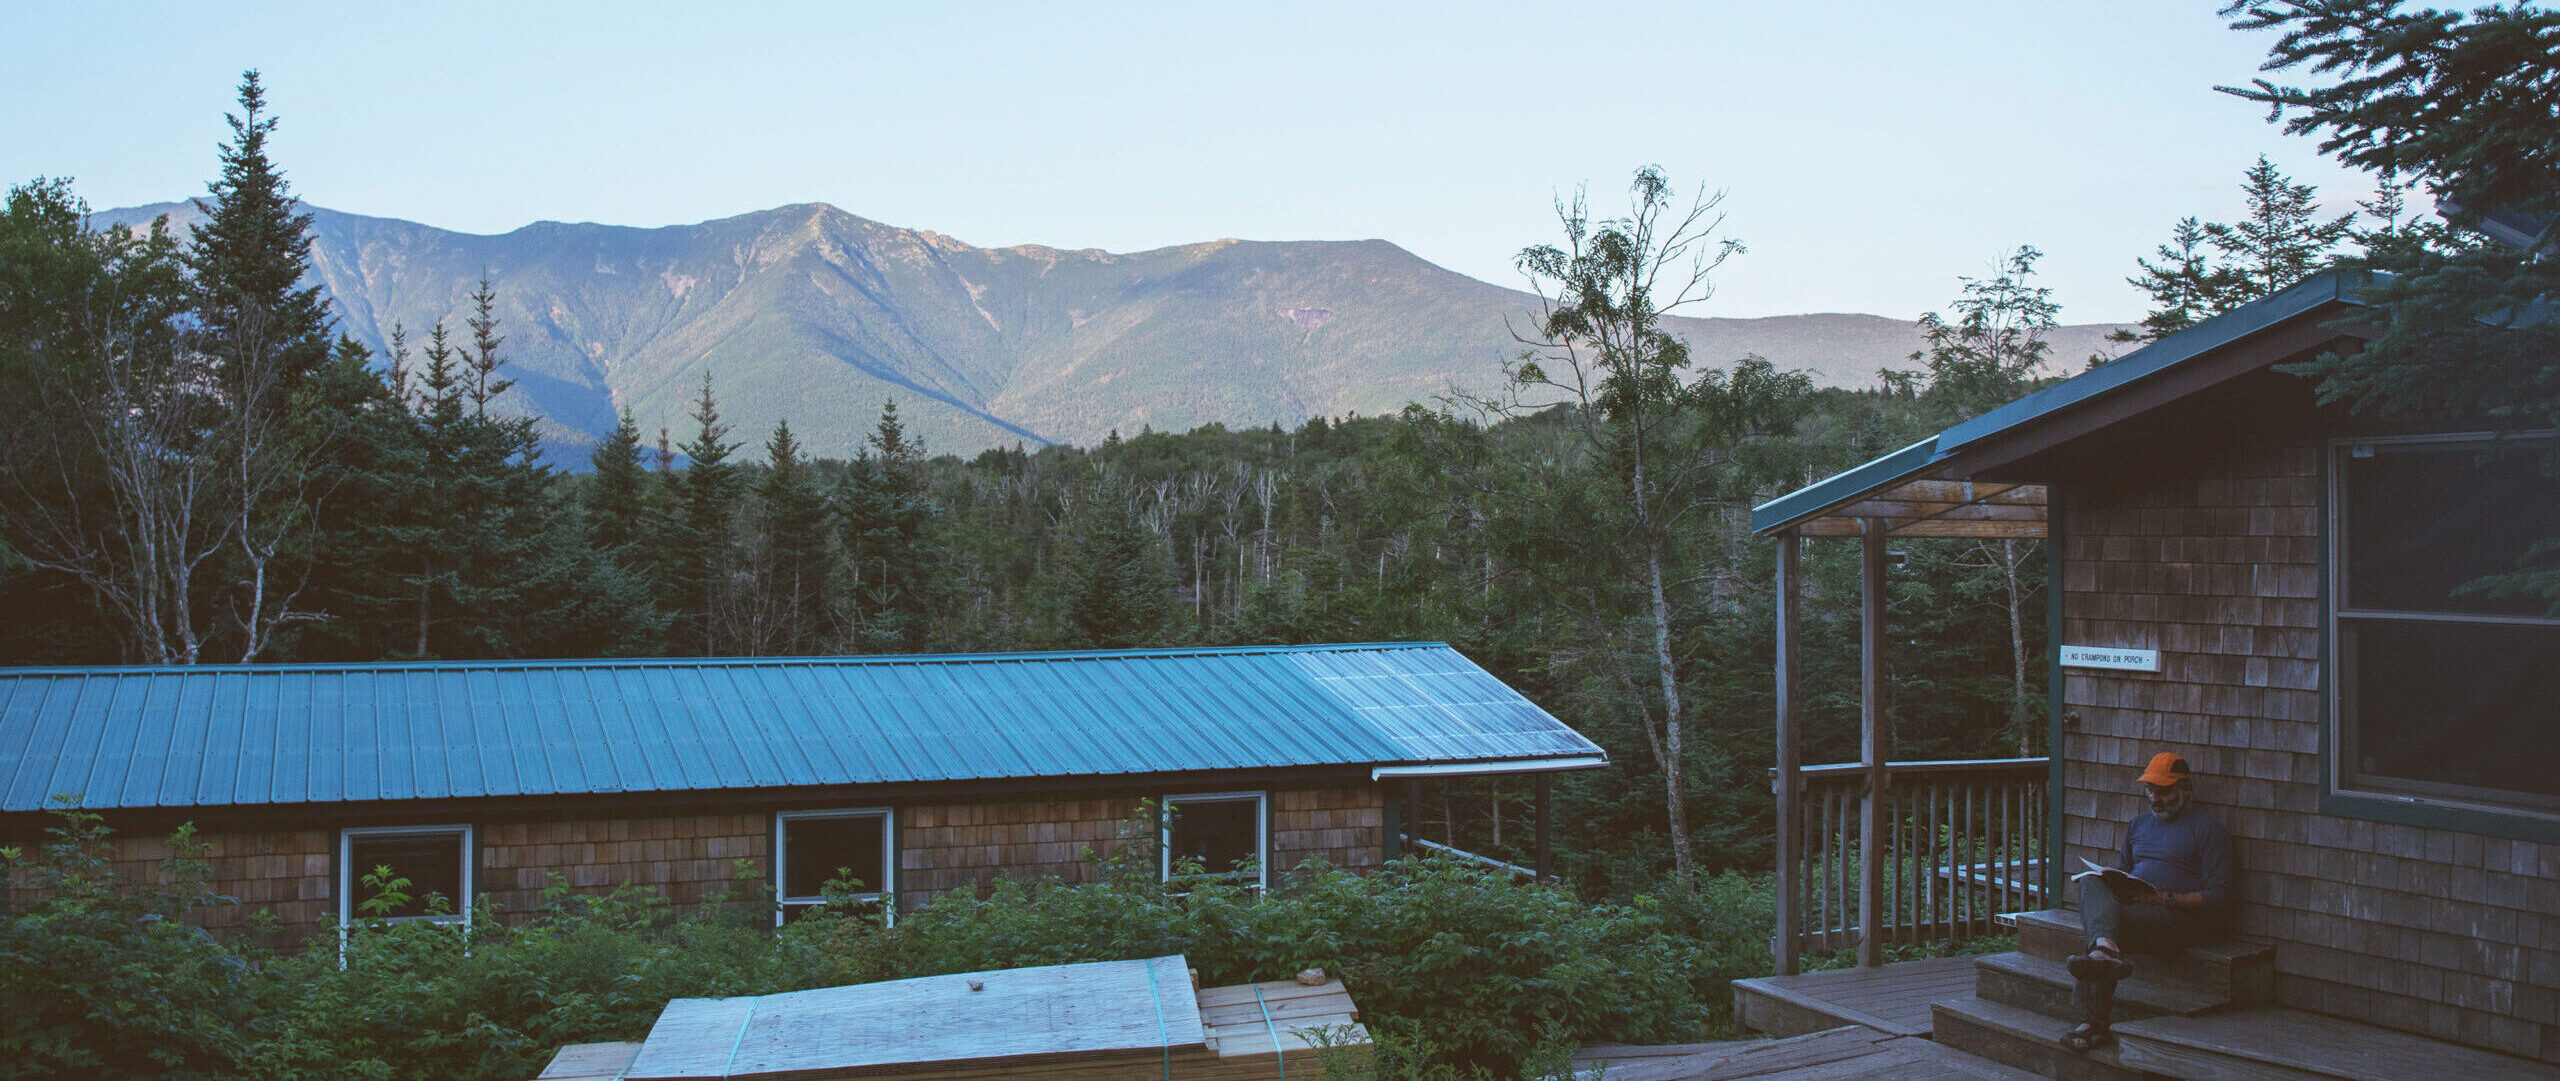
[1162,791,1267,890]
[2331,435,2560,816]
[339,825,472,924]
[775,809,893,924]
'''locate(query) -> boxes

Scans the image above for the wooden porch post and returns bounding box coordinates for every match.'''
[1773,530,1802,976]
[1859,525,1888,968]
[1534,773,1552,883]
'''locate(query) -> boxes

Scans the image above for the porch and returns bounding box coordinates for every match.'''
[1706,911,2557,1081]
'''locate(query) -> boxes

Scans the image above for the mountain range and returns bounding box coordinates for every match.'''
[98,200,2133,462]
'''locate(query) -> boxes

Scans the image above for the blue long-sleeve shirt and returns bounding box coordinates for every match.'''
[2122,808,2233,909]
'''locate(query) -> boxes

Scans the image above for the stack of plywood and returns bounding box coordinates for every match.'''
[534,954,1364,1080]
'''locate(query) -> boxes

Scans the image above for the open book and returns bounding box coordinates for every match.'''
[2070,857,2161,901]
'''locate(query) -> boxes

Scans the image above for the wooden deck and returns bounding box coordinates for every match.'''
[1729,955,1978,1038]
[1575,1025,2035,1081]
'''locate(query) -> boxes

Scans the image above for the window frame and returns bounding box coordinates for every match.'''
[772,807,896,926]
[1160,790,1269,892]
[337,823,474,928]
[2324,431,2560,835]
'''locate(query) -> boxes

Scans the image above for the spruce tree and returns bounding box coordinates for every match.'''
[2204,154,2357,296]
[2126,217,2246,340]
[2124,156,2352,341]
[585,407,650,555]
[754,419,831,652]
[2225,0,2560,608]
[840,401,941,652]
[1057,495,1169,650]
[664,374,741,654]
[187,70,329,393]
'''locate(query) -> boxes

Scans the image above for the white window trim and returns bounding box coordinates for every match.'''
[1161,790,1269,892]
[338,823,474,928]
[774,807,896,927]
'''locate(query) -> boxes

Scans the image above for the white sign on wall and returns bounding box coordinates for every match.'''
[2059,645,2162,672]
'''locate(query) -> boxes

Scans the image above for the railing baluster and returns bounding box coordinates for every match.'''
[1772,759,2047,960]
[1965,781,1979,933]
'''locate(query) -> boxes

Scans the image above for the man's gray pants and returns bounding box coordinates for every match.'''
[2072,879,2222,1026]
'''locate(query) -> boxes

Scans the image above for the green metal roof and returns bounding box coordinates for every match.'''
[0,643,1604,812]
[1752,272,2369,536]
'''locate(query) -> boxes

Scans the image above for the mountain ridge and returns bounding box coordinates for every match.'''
[96,200,2133,462]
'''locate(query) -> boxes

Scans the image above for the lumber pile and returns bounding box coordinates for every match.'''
[535,954,1364,1080]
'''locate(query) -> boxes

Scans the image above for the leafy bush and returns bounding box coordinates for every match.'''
[806,825,1748,1072]
[0,805,278,1080]
[250,875,815,1081]
[3,807,1805,1078]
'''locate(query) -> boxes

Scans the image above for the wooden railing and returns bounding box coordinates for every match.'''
[1778,757,2048,958]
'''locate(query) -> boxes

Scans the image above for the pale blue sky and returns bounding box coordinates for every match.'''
[2,1,2381,323]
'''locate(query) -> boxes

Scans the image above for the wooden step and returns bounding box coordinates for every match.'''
[1730,956,1975,1038]
[2112,1007,2560,1081]
[1930,993,2148,1081]
[1973,951,2230,1024]
[2007,909,2274,1006]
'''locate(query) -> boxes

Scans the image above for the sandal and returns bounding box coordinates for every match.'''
[2060,1022,2114,1053]
[2066,944,2135,981]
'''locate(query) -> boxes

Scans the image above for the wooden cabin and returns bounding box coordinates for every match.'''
[1746,273,2560,1074]
[0,642,1601,949]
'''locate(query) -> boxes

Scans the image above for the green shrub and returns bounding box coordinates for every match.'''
[0,805,278,1080]
[251,874,814,1081]
[4,807,1804,1078]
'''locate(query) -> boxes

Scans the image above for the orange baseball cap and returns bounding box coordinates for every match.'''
[2139,752,2191,787]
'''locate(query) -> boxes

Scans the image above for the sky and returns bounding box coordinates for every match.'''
[2,1,2384,324]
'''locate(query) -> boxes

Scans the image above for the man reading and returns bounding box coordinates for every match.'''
[2061,751,2233,1053]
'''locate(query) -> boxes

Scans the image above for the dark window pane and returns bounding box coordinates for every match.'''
[783,815,885,899]
[1169,798,1260,878]
[2343,619,2560,807]
[2343,442,2560,615]
[349,833,464,919]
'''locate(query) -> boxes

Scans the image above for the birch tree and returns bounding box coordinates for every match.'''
[1502,167,1811,882]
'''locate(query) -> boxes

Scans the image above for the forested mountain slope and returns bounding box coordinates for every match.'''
[100,200,2129,460]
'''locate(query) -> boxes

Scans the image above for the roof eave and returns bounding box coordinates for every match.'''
[1750,270,2372,538]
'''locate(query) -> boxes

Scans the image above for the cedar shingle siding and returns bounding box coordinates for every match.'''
[45,784,1387,949]
[2061,434,2560,1062]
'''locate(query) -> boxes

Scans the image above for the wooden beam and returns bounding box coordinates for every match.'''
[1791,518,2047,538]
[1773,531,1802,977]
[1858,528,1886,969]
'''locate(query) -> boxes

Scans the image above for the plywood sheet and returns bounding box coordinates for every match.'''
[625,955,1204,1080]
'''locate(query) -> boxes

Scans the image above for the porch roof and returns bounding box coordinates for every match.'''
[1748,272,2371,539]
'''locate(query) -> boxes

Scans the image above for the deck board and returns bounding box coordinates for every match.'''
[2113,1007,2560,1081]
[1732,956,1978,1036]
[1576,1026,2037,1080]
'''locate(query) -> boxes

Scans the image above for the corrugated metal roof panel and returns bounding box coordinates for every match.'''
[0,643,1602,812]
